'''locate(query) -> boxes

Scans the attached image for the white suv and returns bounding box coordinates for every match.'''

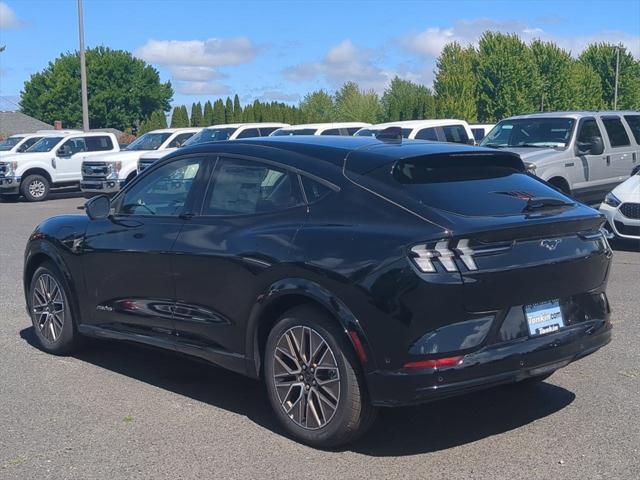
[0,131,119,201]
[270,122,370,136]
[80,128,200,196]
[355,120,476,145]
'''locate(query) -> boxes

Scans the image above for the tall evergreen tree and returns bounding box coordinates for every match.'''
[530,40,575,111]
[433,44,478,121]
[242,104,255,122]
[579,43,640,110]
[225,97,234,123]
[476,32,541,122]
[203,100,214,126]
[334,82,381,123]
[212,99,225,124]
[567,62,607,110]
[190,102,204,127]
[233,94,243,122]
[170,105,189,128]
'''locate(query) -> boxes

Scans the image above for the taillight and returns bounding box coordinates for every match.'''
[404,356,463,369]
[410,239,478,273]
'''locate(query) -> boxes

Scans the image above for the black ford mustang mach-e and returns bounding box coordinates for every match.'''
[24,135,612,447]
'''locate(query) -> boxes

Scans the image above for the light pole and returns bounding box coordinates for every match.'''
[613,46,620,110]
[77,0,89,131]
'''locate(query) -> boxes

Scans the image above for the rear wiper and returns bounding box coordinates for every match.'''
[523,196,574,212]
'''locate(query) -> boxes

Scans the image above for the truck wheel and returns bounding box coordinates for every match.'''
[21,174,50,202]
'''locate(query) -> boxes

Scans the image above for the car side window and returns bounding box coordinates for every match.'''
[602,117,630,147]
[17,137,41,152]
[623,115,640,144]
[442,125,469,144]
[118,157,202,216]
[62,138,87,155]
[168,132,195,148]
[346,127,361,136]
[236,128,260,139]
[320,128,341,136]
[415,127,438,141]
[577,118,603,143]
[258,127,280,136]
[85,135,114,152]
[300,176,332,203]
[203,158,302,216]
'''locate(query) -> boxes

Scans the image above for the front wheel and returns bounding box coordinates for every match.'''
[21,174,50,202]
[29,262,79,355]
[264,305,377,448]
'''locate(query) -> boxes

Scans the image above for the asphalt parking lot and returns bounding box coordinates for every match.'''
[1,194,639,480]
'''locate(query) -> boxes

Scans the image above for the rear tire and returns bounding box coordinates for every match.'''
[264,305,377,448]
[29,262,78,355]
[21,174,50,202]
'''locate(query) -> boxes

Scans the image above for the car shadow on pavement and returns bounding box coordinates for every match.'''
[610,238,640,252]
[20,326,575,456]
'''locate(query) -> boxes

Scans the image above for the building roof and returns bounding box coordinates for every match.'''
[0,111,54,136]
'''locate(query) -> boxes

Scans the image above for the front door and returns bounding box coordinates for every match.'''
[81,155,207,338]
[170,155,307,369]
[574,117,608,194]
[54,137,87,183]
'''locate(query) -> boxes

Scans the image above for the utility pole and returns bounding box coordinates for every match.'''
[77,0,89,131]
[613,46,620,110]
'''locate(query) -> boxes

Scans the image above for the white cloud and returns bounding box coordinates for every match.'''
[168,66,222,82]
[283,39,394,92]
[258,90,300,102]
[403,18,640,59]
[174,81,229,96]
[135,37,256,67]
[0,2,21,29]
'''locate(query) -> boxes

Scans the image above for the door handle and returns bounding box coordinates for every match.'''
[633,152,637,163]
[605,155,611,166]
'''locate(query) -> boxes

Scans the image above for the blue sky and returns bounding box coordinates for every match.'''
[1,0,639,109]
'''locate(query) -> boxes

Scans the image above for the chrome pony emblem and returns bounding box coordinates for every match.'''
[540,239,561,251]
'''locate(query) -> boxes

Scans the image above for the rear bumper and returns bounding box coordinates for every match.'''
[0,176,20,193]
[80,179,124,194]
[367,318,611,406]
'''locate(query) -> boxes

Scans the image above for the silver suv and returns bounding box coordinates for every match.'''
[481,111,640,203]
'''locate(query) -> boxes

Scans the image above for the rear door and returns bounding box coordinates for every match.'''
[170,155,307,369]
[81,155,208,337]
[601,115,634,183]
[622,114,640,173]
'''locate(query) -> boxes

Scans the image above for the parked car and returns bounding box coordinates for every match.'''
[24,135,612,447]
[480,111,640,204]
[270,122,370,136]
[470,123,495,142]
[0,131,119,201]
[599,171,640,241]
[137,123,288,173]
[80,128,200,197]
[355,119,476,145]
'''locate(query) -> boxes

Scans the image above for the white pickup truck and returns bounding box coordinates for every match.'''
[0,131,81,158]
[480,111,640,203]
[80,128,200,197]
[0,131,119,201]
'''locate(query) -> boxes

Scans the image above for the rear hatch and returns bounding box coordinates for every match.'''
[345,144,611,311]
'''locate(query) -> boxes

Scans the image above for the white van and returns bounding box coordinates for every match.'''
[355,120,476,145]
[270,122,370,136]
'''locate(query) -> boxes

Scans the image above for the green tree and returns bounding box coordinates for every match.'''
[212,99,225,124]
[233,94,243,122]
[579,43,640,109]
[170,105,189,128]
[242,104,255,122]
[137,110,167,135]
[476,32,541,122]
[225,97,234,123]
[203,100,213,126]
[433,44,478,121]
[20,46,172,130]
[530,40,575,111]
[299,90,335,122]
[190,102,203,127]
[334,82,381,123]
[567,62,607,110]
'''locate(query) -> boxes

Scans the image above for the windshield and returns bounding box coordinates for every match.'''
[27,137,64,152]
[481,118,575,148]
[271,128,318,136]
[0,136,23,151]
[354,128,412,138]
[183,127,237,146]
[125,132,172,151]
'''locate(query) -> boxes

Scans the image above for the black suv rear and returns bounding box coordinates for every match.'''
[24,136,612,447]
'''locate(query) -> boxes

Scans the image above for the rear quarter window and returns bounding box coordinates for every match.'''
[300,176,332,203]
[442,125,469,144]
[623,115,640,144]
[85,136,114,151]
[602,117,630,147]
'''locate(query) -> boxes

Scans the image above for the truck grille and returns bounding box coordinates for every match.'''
[619,203,640,219]
[82,162,109,180]
[138,159,155,173]
[0,163,7,177]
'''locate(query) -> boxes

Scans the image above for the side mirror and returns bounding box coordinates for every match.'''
[85,195,111,220]
[57,145,72,157]
[590,136,604,155]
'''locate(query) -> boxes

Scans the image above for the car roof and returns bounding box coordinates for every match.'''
[505,110,640,120]
[204,123,290,129]
[365,119,470,130]
[149,128,202,134]
[276,122,371,130]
